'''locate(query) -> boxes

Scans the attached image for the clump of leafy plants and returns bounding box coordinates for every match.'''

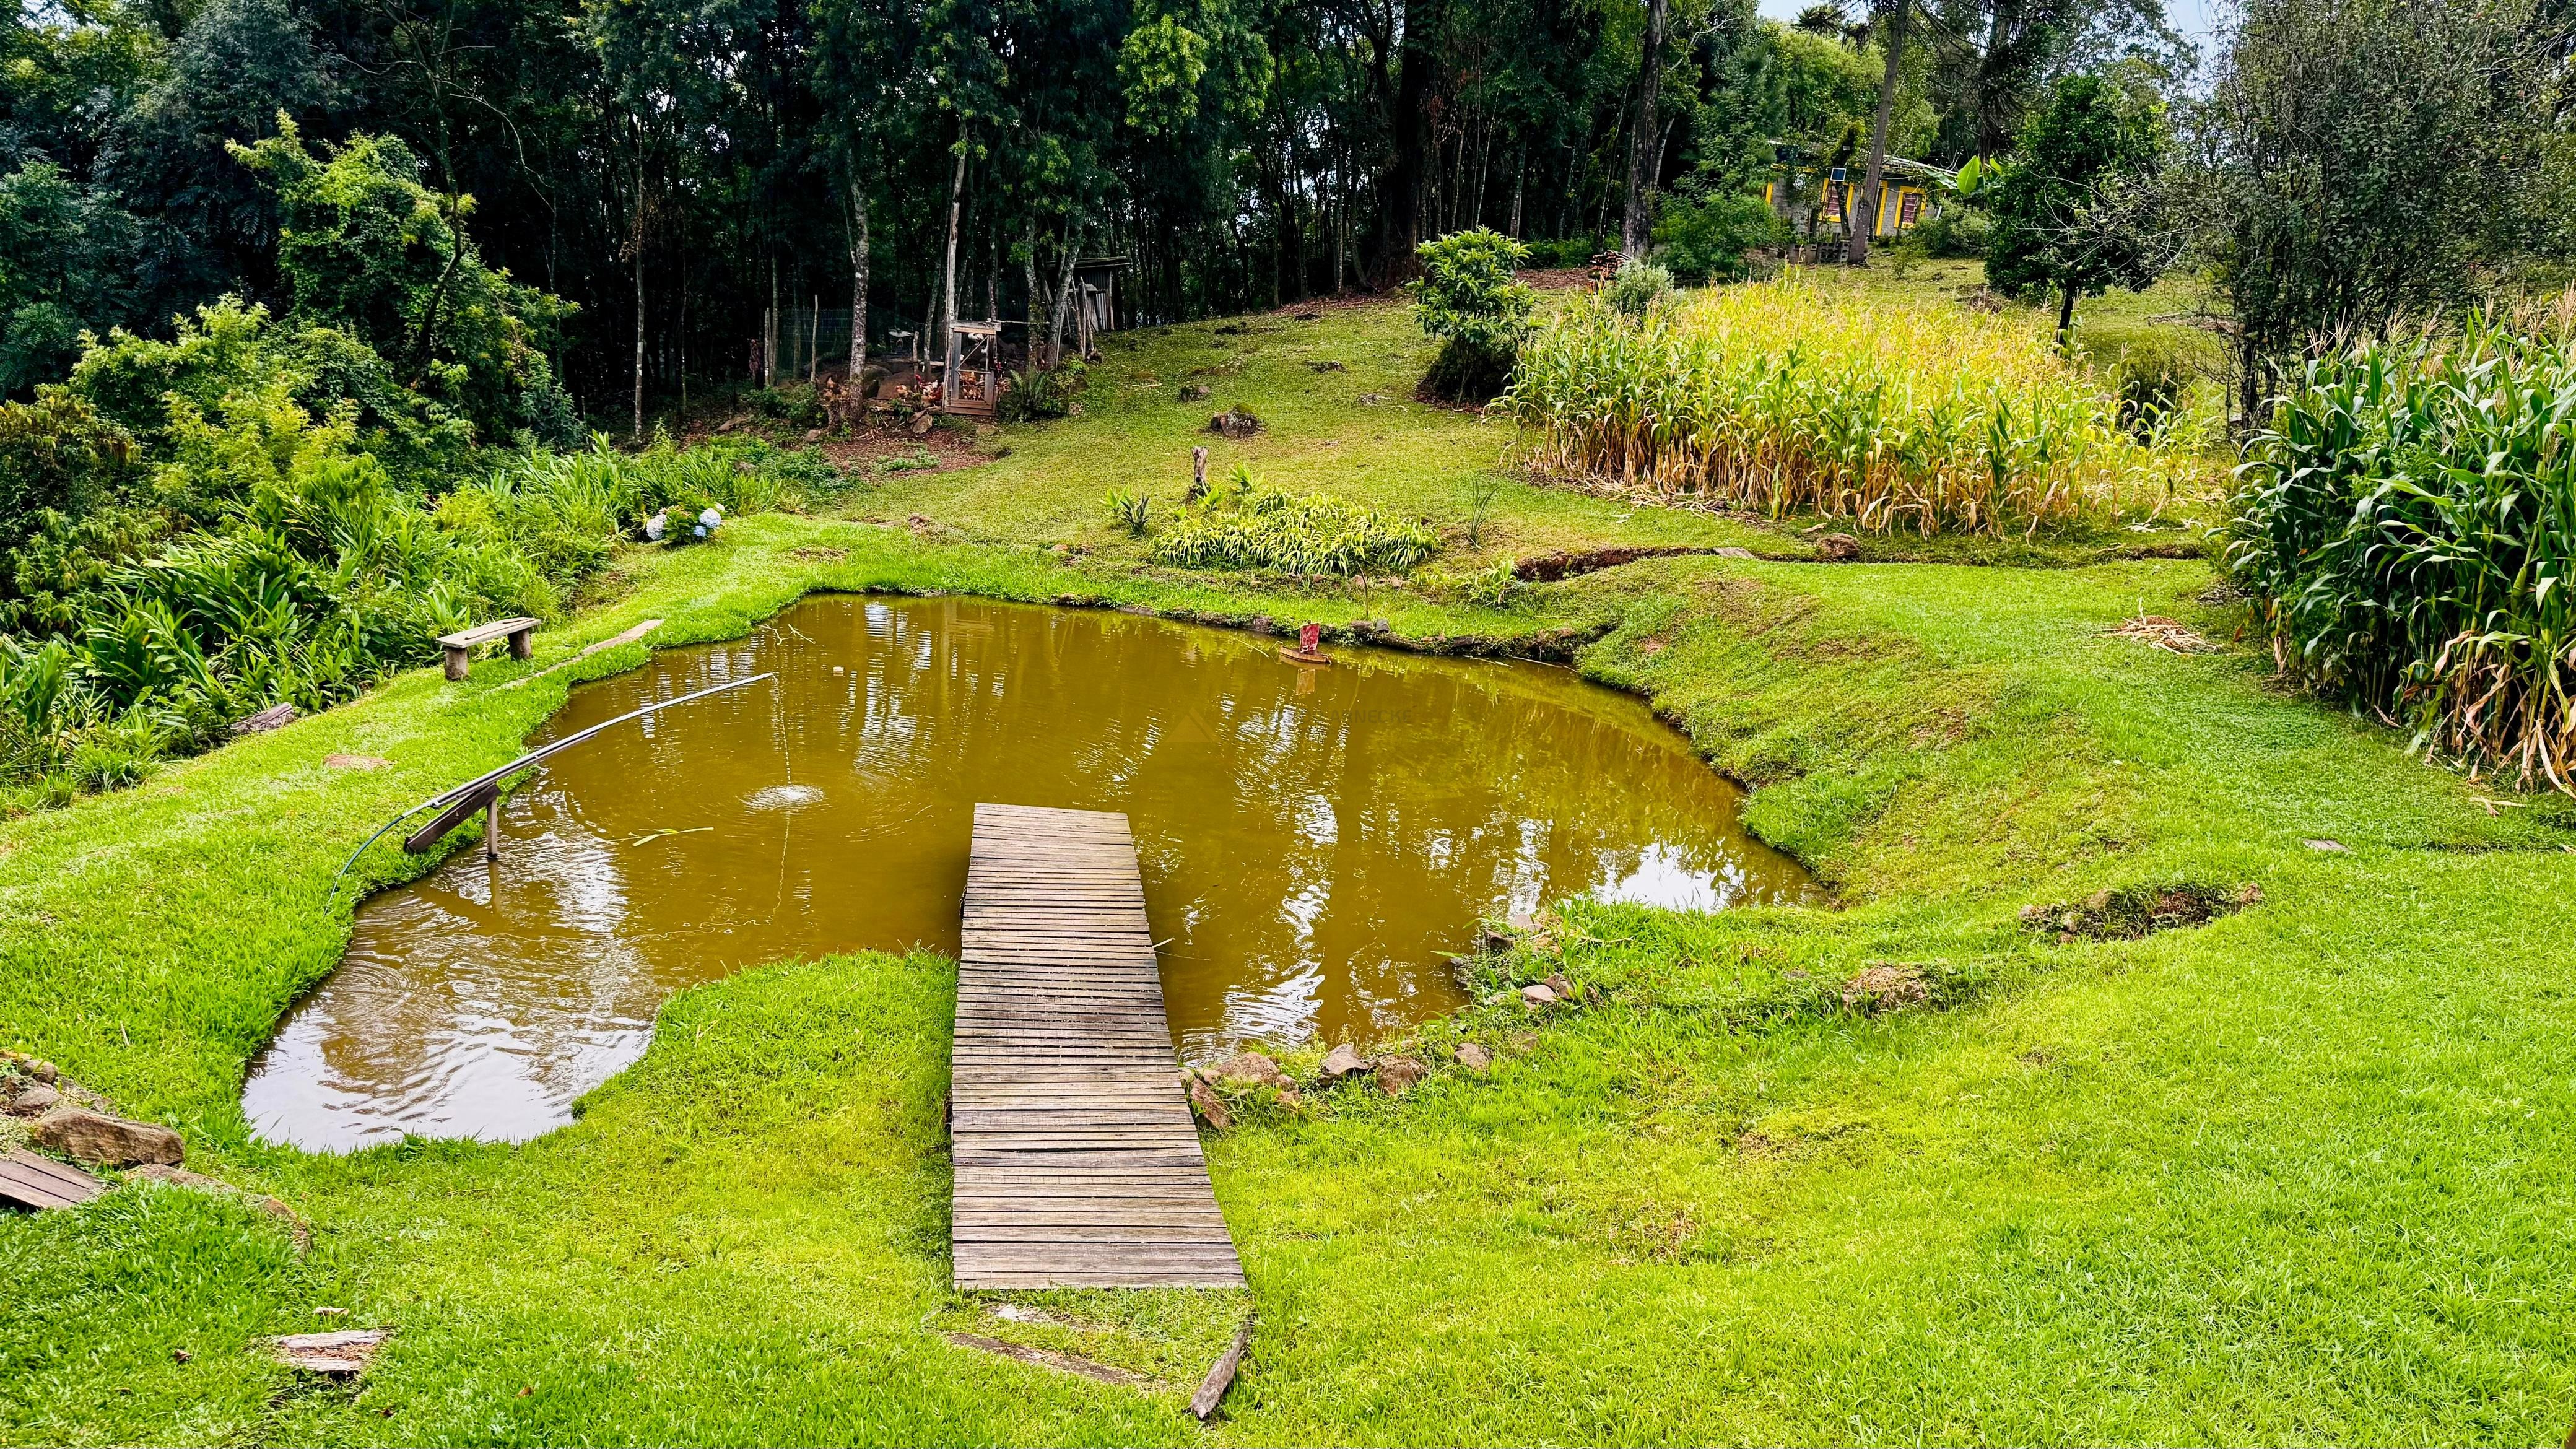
[1603,259,1674,318]
[1411,228,1536,403]
[1507,275,2206,535]
[1103,487,1150,535]
[1150,466,1437,575]
[1416,560,1526,609]
[997,360,1084,422]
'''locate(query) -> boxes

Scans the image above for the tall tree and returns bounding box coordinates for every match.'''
[1846,0,1905,263]
[1983,67,2170,339]
[2187,0,2549,422]
[1620,0,1670,257]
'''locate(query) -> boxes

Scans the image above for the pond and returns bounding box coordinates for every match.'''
[243,596,1817,1151]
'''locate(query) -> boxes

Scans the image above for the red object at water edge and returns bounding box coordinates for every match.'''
[1299,623,1321,653]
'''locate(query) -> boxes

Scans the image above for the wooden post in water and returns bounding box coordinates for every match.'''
[484,793,501,862]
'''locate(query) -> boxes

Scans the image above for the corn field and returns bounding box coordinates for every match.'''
[1503,274,2208,535]
[2228,317,2576,793]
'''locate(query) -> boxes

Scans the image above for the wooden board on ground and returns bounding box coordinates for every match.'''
[950,802,1245,1290]
[0,1147,107,1210]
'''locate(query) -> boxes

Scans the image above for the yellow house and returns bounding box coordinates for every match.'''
[1764,147,1949,241]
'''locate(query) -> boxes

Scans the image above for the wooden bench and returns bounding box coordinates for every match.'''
[436,617,539,681]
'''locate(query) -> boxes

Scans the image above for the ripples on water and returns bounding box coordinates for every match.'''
[243,596,1818,1151]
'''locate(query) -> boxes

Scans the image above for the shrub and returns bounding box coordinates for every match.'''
[1911,207,1990,259]
[1421,338,1516,404]
[1151,475,1438,575]
[1653,191,1780,284]
[1505,276,2207,535]
[998,360,1085,422]
[2226,318,2576,793]
[748,383,825,429]
[1412,228,1536,402]
[1604,260,1674,318]
[1412,229,1536,352]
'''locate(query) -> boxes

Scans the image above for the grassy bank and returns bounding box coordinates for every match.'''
[6,289,2575,1445]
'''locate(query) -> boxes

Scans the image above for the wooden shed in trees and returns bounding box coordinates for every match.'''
[1068,256,1127,357]
[945,320,1001,419]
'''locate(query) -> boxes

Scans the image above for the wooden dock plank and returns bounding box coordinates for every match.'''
[950,803,1244,1291]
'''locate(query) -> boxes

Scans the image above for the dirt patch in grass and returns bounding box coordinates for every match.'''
[1515,545,1740,582]
[2021,882,2261,942]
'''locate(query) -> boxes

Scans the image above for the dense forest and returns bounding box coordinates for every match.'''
[3,0,2186,423]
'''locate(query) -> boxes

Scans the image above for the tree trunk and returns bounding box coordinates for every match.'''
[1848,0,1909,266]
[1048,221,1081,363]
[631,121,645,440]
[2057,281,2077,345]
[1508,144,1525,237]
[938,147,966,388]
[1621,0,1669,259]
[846,176,869,387]
[1382,0,1442,280]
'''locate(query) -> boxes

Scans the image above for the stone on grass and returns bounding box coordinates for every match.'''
[30,1109,182,1168]
[1520,983,1557,1007]
[1207,408,1261,438]
[1816,533,1861,562]
[1206,1051,1294,1093]
[1375,1057,1428,1095]
[274,1329,389,1376]
[1185,1077,1233,1131]
[1316,1044,1372,1084]
[1,1054,58,1084]
[1454,1042,1492,1073]
[231,702,297,735]
[2,1080,61,1117]
[1543,972,1577,1003]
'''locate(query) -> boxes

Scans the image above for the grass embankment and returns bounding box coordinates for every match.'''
[5,286,2575,1445]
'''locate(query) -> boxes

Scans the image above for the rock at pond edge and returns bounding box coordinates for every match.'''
[30,1108,183,1168]
[1316,1044,1372,1084]
[1375,1058,1429,1095]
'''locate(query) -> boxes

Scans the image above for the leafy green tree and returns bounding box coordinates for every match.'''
[231,121,578,448]
[0,163,144,396]
[105,0,340,305]
[1985,69,2170,341]
[2187,0,2550,423]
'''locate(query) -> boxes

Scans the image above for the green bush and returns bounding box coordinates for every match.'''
[749,384,825,429]
[1150,474,1438,575]
[1412,230,1536,403]
[1603,260,1674,318]
[1911,207,1990,259]
[1522,235,1614,268]
[1652,191,1780,284]
[1412,229,1537,353]
[998,360,1086,422]
[2227,317,2576,791]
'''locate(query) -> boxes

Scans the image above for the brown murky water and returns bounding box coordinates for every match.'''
[244,596,1816,1151]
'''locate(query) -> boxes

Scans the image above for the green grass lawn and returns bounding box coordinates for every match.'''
[5,288,2575,1445]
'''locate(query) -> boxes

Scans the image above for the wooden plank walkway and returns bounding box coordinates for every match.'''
[951,802,1245,1290]
[0,1147,107,1211]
